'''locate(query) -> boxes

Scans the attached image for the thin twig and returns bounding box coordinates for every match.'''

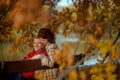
[112,28,120,45]
[79,22,96,33]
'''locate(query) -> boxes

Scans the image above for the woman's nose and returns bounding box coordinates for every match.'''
[40,40,42,42]
[34,43,38,46]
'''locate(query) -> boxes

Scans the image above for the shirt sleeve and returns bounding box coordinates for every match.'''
[46,44,58,67]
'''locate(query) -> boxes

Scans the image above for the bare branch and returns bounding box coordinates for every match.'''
[79,22,96,33]
[101,28,120,64]
[112,28,120,45]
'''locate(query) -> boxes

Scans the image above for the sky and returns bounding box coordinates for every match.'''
[57,0,73,7]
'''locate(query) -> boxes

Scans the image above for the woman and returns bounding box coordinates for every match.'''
[22,37,48,80]
[34,28,58,80]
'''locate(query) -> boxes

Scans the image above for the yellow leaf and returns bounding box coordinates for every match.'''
[105,63,116,73]
[106,39,113,47]
[79,71,87,80]
[100,47,108,55]
[110,45,118,60]
[90,66,103,74]
[107,74,117,80]
[71,12,77,21]
[99,39,113,56]
[68,70,78,80]
[86,34,97,45]
[97,42,104,48]
[91,74,104,80]
[34,72,44,80]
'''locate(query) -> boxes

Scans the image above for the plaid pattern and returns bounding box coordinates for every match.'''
[42,68,58,80]
[34,43,59,80]
[34,68,58,80]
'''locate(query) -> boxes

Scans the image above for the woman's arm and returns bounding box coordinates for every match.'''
[46,44,58,67]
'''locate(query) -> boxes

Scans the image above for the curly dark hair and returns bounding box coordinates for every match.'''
[37,28,55,43]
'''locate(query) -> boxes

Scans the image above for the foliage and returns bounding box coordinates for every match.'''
[90,63,117,80]
[0,0,120,80]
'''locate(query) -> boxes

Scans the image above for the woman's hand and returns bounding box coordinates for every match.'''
[41,56,49,66]
[30,55,41,59]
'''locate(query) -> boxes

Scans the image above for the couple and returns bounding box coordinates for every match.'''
[22,28,58,80]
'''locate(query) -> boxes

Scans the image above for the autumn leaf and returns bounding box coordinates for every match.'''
[53,43,74,73]
[68,70,78,80]
[97,39,113,56]
[91,74,104,80]
[7,0,43,30]
[89,66,103,74]
[105,63,116,73]
[34,72,44,80]
[86,34,98,45]
[106,74,117,80]
[71,12,77,22]
[79,71,87,80]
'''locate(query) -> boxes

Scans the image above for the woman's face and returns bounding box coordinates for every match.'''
[39,38,48,46]
[33,38,43,51]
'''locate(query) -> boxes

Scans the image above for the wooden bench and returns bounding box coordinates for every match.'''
[0,54,85,80]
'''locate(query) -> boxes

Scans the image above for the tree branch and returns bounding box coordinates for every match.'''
[79,22,96,33]
[112,28,120,45]
[101,28,120,64]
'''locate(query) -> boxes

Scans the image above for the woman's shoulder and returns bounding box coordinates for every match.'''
[46,43,58,50]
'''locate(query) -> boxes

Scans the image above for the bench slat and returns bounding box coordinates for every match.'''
[0,59,58,73]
